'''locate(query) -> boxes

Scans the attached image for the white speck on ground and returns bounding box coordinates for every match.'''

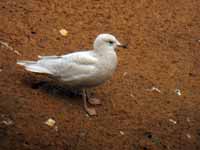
[169,119,177,124]
[123,72,128,76]
[146,86,161,93]
[59,29,68,36]
[130,93,135,98]
[2,119,13,126]
[0,40,21,56]
[120,131,125,135]
[54,125,58,131]
[45,118,56,127]
[186,133,191,139]
[186,117,191,122]
[175,89,181,96]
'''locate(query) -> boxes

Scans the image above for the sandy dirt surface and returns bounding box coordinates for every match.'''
[0,0,200,149]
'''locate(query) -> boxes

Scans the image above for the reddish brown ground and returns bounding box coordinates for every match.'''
[0,0,200,149]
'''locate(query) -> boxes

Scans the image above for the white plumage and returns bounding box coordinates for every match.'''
[17,33,127,115]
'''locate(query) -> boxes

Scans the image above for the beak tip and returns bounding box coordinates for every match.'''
[120,43,128,48]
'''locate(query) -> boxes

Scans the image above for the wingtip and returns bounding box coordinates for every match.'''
[17,61,25,66]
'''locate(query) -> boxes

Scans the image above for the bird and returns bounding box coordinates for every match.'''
[17,33,127,115]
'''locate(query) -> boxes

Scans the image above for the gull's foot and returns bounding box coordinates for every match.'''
[85,107,97,116]
[88,98,101,105]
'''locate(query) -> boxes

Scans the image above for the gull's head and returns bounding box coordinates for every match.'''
[93,33,127,52]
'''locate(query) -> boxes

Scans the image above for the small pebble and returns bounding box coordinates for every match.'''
[186,117,191,122]
[130,93,135,98]
[45,118,56,127]
[14,50,21,56]
[186,133,191,139]
[59,29,68,36]
[120,131,125,135]
[54,125,58,132]
[169,119,177,124]
[2,119,13,126]
[147,87,161,93]
[175,89,181,96]
[152,87,161,93]
[123,72,128,76]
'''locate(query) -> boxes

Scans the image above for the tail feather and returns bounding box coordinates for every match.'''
[17,60,36,66]
[17,60,52,74]
[38,55,61,59]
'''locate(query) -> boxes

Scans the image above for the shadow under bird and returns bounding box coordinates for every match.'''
[17,33,127,115]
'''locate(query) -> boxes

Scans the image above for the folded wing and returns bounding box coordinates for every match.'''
[17,51,98,81]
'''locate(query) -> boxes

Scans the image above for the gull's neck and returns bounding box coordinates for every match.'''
[94,46,115,55]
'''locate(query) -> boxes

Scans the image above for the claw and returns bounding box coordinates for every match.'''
[85,107,97,116]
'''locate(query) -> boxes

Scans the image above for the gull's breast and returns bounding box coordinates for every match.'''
[94,52,118,84]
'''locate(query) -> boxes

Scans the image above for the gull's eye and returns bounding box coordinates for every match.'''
[108,40,114,46]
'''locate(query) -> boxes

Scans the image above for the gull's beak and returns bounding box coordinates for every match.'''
[117,42,128,48]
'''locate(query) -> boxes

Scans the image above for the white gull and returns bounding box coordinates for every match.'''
[17,33,127,115]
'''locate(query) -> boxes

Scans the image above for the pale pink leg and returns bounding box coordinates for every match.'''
[82,89,97,116]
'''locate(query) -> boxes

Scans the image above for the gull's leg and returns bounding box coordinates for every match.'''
[86,90,101,105]
[82,89,97,116]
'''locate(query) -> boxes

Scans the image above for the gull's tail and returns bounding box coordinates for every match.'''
[17,60,52,74]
